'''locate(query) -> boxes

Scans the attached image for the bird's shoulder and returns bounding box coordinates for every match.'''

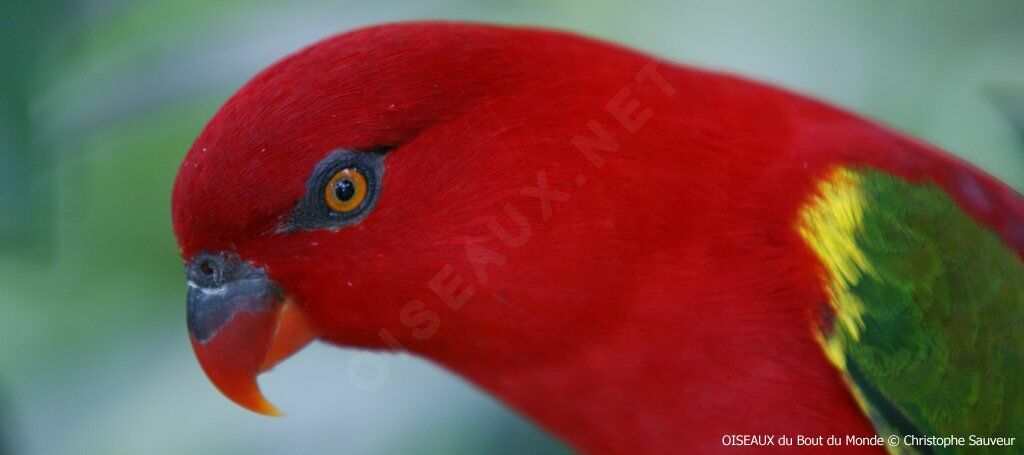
[796,166,1024,443]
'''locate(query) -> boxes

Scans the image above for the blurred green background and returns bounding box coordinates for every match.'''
[1,1,1022,453]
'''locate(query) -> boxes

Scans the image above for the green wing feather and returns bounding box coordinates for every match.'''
[799,167,1024,453]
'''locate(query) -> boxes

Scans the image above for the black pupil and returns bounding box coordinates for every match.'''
[334,178,356,202]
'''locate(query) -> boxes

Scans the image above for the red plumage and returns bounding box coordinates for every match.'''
[172,22,1024,452]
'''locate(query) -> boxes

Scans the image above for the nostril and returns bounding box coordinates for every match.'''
[199,259,217,276]
[190,253,232,287]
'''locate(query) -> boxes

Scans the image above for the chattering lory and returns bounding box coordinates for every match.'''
[172,22,1024,453]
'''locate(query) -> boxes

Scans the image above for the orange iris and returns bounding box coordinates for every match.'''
[324,168,367,212]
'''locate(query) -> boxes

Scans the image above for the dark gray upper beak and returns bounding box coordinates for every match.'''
[186,252,282,343]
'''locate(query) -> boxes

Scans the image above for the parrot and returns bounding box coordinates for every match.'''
[171,22,1024,453]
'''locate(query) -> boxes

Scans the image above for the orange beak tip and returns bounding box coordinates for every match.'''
[251,396,285,417]
[229,376,284,417]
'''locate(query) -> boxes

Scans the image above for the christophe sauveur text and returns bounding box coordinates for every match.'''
[722,434,1017,448]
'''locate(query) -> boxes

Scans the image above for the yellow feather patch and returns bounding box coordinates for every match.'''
[798,168,875,346]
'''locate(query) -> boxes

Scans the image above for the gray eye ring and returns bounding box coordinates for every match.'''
[279,148,388,232]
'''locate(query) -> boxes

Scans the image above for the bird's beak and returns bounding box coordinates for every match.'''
[186,253,317,416]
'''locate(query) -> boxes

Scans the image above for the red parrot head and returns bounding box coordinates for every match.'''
[174,22,534,415]
[173,21,676,417]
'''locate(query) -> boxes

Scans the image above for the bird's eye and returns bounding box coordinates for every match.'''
[283,149,386,233]
[324,168,368,213]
